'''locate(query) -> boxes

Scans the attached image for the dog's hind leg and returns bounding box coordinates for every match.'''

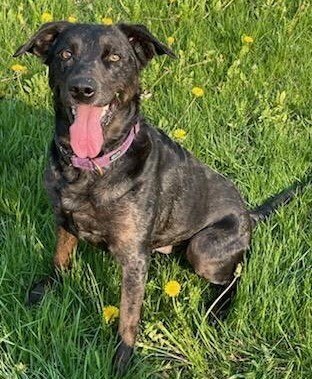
[27,227,78,305]
[186,212,251,320]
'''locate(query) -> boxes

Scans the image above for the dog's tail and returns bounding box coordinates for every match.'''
[249,170,311,227]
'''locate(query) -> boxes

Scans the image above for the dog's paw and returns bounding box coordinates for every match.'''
[113,340,133,377]
[26,277,53,306]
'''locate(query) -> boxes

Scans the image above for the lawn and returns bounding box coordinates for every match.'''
[0,0,311,378]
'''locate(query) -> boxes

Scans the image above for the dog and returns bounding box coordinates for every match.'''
[14,21,309,374]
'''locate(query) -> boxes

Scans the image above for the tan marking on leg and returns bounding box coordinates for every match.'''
[53,227,78,269]
[118,292,142,346]
[118,322,137,347]
[118,259,147,347]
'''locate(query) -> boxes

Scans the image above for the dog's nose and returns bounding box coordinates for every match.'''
[69,78,97,101]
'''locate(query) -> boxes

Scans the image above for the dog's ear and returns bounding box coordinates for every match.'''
[13,21,71,63]
[117,23,176,68]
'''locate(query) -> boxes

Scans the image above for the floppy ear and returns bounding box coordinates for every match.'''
[117,23,176,68]
[13,21,71,63]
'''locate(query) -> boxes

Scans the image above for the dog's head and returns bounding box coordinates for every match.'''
[14,22,175,159]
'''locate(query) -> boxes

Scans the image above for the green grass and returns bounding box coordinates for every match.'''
[0,0,311,378]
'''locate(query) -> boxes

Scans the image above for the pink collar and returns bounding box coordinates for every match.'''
[71,122,140,171]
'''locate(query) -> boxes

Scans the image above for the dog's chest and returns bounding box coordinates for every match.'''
[46,166,135,246]
[60,183,107,243]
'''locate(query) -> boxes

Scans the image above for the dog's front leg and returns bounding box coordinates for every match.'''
[114,252,149,375]
[53,227,78,270]
[27,227,78,305]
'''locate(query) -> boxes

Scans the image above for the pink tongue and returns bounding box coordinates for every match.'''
[69,105,104,158]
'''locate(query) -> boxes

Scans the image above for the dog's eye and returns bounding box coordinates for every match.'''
[108,54,121,62]
[59,49,73,61]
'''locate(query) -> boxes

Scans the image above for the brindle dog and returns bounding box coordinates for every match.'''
[14,21,307,374]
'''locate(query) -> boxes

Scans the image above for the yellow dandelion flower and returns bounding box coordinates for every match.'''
[167,36,175,46]
[103,305,119,324]
[234,263,243,278]
[164,280,181,297]
[41,12,53,23]
[11,64,28,74]
[17,13,25,25]
[101,17,113,26]
[14,362,27,373]
[173,128,187,140]
[191,86,204,97]
[67,16,77,23]
[243,35,254,44]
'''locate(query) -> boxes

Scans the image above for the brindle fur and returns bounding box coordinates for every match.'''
[14,21,304,375]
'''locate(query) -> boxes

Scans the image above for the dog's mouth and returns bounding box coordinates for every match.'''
[69,99,117,159]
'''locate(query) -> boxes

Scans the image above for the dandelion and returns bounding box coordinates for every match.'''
[191,86,204,97]
[164,280,181,297]
[173,128,187,141]
[242,35,254,44]
[234,263,243,278]
[103,305,119,324]
[14,362,27,373]
[11,64,28,74]
[101,17,113,25]
[67,16,77,23]
[17,13,25,25]
[167,36,175,46]
[41,12,53,23]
